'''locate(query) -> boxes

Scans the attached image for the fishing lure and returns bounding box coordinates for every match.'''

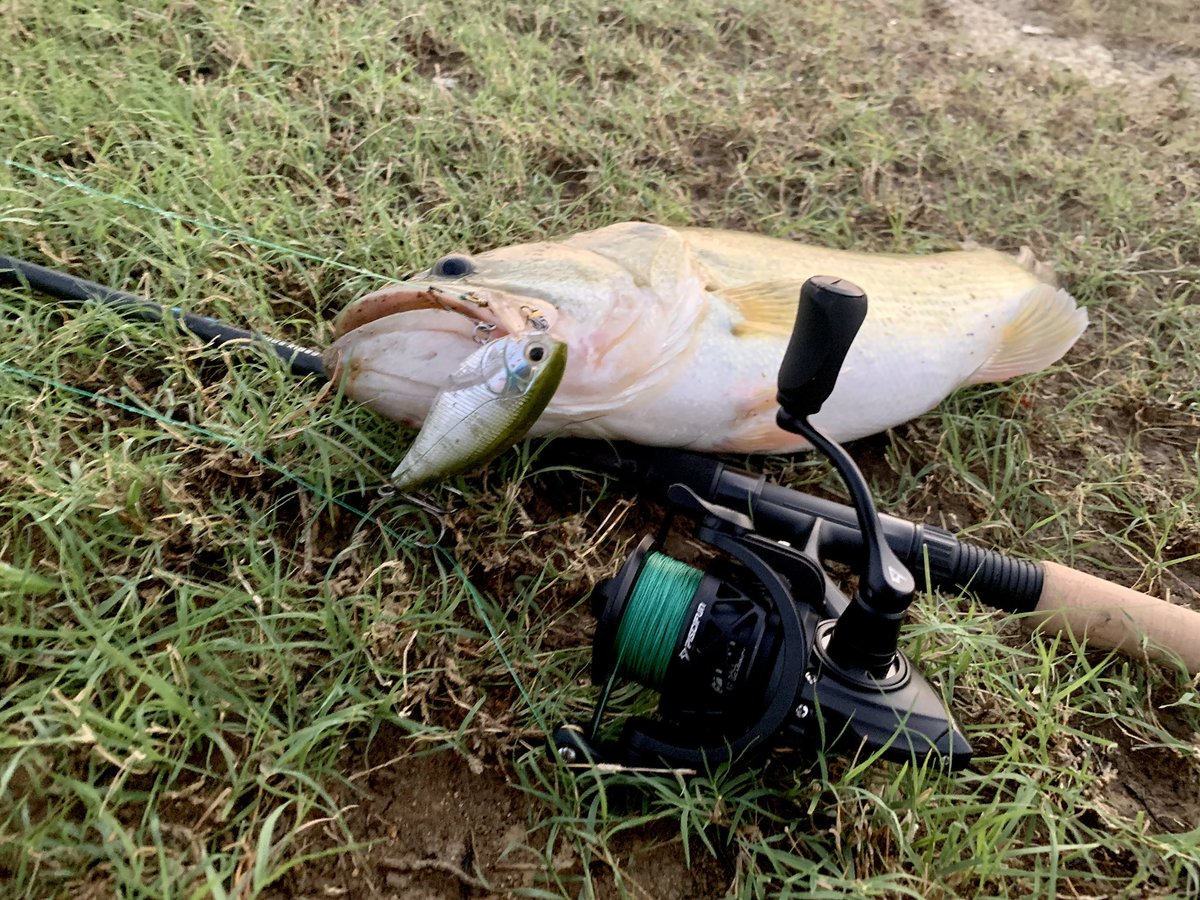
[388,329,567,491]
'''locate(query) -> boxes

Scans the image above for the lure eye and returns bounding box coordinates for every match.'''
[431,255,474,278]
[525,343,547,363]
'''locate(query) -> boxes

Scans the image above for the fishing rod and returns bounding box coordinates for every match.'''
[557,439,1200,672]
[0,254,327,377]
[5,254,1199,772]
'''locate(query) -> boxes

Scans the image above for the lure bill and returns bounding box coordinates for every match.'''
[389,330,567,490]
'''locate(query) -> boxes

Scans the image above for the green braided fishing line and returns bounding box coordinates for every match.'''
[613,552,704,688]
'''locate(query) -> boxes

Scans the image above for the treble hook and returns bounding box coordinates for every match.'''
[375,483,451,547]
[473,321,497,344]
[521,305,550,332]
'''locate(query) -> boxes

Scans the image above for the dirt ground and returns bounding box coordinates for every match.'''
[948,0,1200,99]
[270,723,730,899]
[273,2,1199,896]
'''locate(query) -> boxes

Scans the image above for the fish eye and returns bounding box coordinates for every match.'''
[525,343,547,363]
[431,255,474,278]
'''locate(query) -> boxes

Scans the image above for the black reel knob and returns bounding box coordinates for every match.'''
[776,275,868,419]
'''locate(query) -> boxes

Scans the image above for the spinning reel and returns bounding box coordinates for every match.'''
[552,277,972,773]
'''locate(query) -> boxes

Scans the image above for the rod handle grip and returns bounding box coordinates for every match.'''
[1029,561,1200,673]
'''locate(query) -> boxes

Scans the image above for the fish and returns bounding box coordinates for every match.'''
[384,329,567,490]
[325,222,1087,453]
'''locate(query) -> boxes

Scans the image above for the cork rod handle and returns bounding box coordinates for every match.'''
[1029,561,1200,673]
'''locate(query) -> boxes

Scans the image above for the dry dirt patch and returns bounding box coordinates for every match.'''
[271,725,729,898]
[944,0,1200,103]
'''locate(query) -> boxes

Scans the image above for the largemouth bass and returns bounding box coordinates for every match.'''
[386,329,566,490]
[326,223,1087,452]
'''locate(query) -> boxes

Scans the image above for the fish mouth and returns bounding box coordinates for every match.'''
[326,284,569,486]
[332,282,559,340]
[323,281,565,420]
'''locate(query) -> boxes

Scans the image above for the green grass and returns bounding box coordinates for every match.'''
[3,0,1199,897]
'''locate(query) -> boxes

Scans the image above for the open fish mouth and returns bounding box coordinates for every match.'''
[325,281,563,395]
[324,281,569,484]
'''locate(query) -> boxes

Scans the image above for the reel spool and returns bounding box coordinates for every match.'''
[592,537,780,733]
[554,508,827,770]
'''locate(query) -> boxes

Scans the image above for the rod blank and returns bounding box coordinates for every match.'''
[0,254,327,378]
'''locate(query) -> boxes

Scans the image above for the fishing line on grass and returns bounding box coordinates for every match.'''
[3,159,395,282]
[0,359,548,733]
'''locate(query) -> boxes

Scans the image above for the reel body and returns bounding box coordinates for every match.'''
[553,485,971,772]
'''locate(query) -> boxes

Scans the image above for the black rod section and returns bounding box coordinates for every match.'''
[555,440,1044,614]
[0,254,327,378]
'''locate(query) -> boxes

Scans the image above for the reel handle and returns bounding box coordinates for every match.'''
[776,276,868,419]
[773,275,914,675]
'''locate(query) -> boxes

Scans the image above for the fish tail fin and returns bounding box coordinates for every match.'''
[965,283,1088,385]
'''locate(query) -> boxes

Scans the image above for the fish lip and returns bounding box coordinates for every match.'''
[332,282,560,340]
[322,341,348,385]
[332,283,506,339]
[324,284,563,392]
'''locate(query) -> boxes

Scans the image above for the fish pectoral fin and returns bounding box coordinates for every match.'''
[718,282,805,337]
[965,284,1089,385]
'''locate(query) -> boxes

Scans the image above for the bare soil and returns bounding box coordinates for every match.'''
[948,0,1200,100]
[271,724,730,898]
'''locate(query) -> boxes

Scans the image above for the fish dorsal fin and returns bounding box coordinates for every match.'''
[965,283,1088,385]
[718,282,805,337]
